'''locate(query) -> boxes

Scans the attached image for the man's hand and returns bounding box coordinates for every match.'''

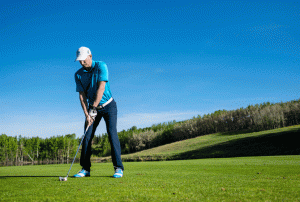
[86,115,94,127]
[86,107,97,127]
[89,107,97,120]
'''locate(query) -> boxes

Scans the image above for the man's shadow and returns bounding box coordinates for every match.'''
[0,175,112,178]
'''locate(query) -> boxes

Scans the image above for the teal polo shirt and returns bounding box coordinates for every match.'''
[75,61,112,106]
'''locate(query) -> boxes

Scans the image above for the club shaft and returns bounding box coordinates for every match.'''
[66,125,90,178]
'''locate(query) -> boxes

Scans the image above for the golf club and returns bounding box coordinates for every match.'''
[59,124,90,181]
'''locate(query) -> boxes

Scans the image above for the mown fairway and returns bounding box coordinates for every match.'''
[1,156,300,201]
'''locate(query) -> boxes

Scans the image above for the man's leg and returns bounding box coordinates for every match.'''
[80,115,102,171]
[103,100,124,171]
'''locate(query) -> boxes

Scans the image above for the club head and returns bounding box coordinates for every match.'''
[59,177,67,181]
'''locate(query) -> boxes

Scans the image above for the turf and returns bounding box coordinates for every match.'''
[1,156,300,201]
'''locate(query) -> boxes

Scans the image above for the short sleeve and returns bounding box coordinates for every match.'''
[75,73,84,92]
[97,62,109,82]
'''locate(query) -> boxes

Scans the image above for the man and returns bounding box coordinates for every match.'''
[73,46,124,178]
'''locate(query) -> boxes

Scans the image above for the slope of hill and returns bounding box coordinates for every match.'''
[92,99,300,157]
[92,125,300,163]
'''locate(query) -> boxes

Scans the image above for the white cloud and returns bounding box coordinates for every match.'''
[1,121,83,139]
[1,110,203,138]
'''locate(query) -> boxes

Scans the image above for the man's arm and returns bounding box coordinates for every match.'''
[92,81,106,107]
[79,91,89,119]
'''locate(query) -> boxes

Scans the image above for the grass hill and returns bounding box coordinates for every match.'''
[92,99,300,158]
[92,125,300,163]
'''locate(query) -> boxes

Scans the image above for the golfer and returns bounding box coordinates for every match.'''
[73,47,124,178]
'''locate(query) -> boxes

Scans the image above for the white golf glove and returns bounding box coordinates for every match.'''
[89,107,97,120]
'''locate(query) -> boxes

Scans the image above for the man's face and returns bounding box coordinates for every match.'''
[79,55,92,70]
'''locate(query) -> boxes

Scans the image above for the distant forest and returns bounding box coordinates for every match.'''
[1,99,300,166]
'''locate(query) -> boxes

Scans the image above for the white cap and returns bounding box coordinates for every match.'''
[75,47,92,61]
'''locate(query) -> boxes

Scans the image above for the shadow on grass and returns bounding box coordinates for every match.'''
[171,127,300,160]
[0,176,58,178]
[0,176,112,178]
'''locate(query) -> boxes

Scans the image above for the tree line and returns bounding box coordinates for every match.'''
[0,134,78,166]
[1,99,300,166]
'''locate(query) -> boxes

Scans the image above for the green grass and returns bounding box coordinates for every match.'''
[0,156,300,201]
[1,126,300,201]
[113,125,300,162]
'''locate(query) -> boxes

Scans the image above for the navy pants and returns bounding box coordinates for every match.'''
[80,99,124,171]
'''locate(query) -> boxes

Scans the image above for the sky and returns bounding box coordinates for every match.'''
[1,0,299,138]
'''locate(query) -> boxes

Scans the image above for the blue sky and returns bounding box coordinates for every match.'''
[1,0,299,138]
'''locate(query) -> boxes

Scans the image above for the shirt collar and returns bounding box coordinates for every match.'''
[83,61,95,72]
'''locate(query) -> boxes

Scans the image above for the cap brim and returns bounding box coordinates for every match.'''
[75,55,88,62]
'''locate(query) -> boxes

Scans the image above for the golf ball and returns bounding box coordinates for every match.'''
[59,177,67,181]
